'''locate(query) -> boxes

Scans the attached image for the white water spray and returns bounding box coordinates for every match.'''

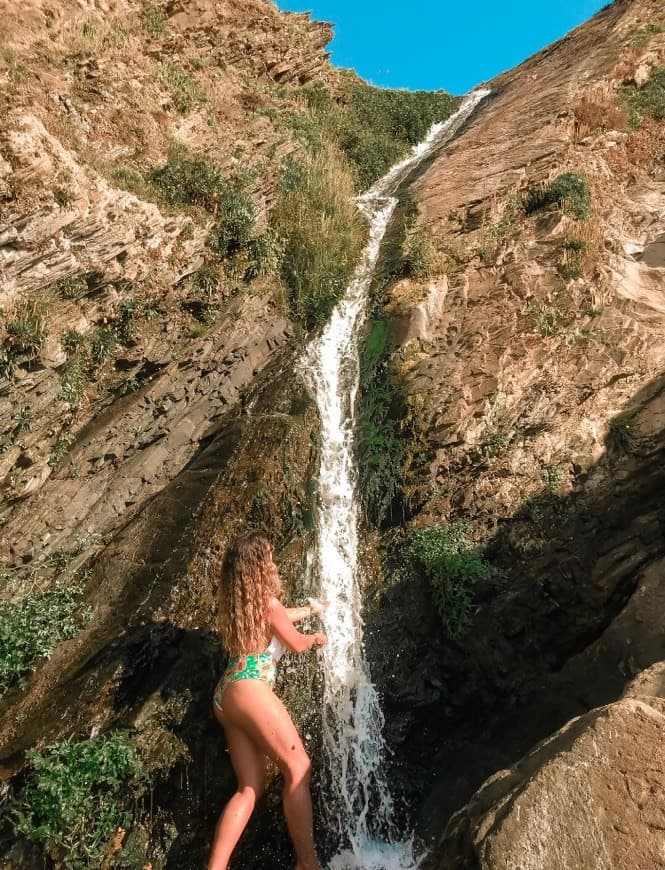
[301,91,490,870]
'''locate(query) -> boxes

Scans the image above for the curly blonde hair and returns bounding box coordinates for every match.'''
[217,533,283,656]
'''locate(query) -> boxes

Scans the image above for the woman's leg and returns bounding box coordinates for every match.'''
[221,681,321,870]
[208,706,266,870]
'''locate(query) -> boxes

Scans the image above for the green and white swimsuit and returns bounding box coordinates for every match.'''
[213,637,285,711]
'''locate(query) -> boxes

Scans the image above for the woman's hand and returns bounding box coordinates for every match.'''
[307,597,329,616]
[311,632,327,648]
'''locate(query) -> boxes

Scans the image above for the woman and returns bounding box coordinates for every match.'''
[209,533,327,870]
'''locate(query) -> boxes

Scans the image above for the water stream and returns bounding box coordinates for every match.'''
[301,90,490,870]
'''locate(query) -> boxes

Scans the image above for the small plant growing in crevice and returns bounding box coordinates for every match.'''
[158,63,208,114]
[524,171,591,220]
[1,302,49,376]
[55,274,88,300]
[191,264,221,299]
[0,408,32,454]
[117,297,140,342]
[475,194,521,263]
[622,66,665,126]
[119,376,140,395]
[91,327,118,365]
[608,415,638,454]
[142,6,167,38]
[630,21,665,47]
[58,355,87,405]
[401,522,491,638]
[48,432,76,467]
[528,298,564,337]
[5,302,48,356]
[480,404,518,457]
[401,226,436,279]
[540,463,564,490]
[207,188,258,259]
[559,236,588,279]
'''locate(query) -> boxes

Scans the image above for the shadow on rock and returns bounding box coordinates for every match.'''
[365,372,665,845]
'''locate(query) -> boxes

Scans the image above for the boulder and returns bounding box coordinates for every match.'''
[434,691,665,869]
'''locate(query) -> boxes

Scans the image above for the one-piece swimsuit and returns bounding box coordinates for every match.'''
[213,637,285,712]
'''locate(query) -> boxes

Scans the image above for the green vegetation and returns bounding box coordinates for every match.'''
[12,732,140,867]
[119,375,140,395]
[540,463,563,490]
[9,691,190,868]
[356,319,407,525]
[5,303,48,356]
[149,151,225,210]
[528,299,564,337]
[524,171,591,220]
[400,226,437,280]
[0,408,32,454]
[245,231,282,280]
[282,112,323,154]
[149,150,274,283]
[559,236,588,280]
[301,77,457,191]
[482,425,513,457]
[0,583,90,695]
[372,198,420,289]
[401,522,491,638]
[273,151,364,328]
[191,264,221,299]
[110,165,148,198]
[0,301,48,377]
[207,188,258,259]
[479,404,518,457]
[142,7,168,38]
[630,21,664,47]
[49,432,76,467]
[90,327,118,365]
[57,295,159,400]
[475,194,521,263]
[117,297,140,342]
[608,415,638,454]
[622,66,665,126]
[58,355,87,405]
[55,274,88,300]
[158,63,208,114]
[354,200,441,522]
[53,187,73,208]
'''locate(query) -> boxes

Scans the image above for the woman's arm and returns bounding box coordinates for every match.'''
[284,605,312,624]
[284,598,329,624]
[268,598,326,654]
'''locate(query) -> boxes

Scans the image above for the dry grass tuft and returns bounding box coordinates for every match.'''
[573,91,628,139]
[605,119,665,174]
[614,47,643,84]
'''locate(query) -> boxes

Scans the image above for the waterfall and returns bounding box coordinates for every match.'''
[301,90,490,870]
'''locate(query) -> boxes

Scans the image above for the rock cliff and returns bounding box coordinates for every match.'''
[362,0,665,860]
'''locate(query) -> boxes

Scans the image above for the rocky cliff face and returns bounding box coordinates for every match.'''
[363,0,665,860]
[0,0,333,865]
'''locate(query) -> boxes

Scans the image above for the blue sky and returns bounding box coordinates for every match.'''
[274,1,609,93]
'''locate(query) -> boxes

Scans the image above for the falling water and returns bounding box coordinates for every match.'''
[301,90,490,870]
